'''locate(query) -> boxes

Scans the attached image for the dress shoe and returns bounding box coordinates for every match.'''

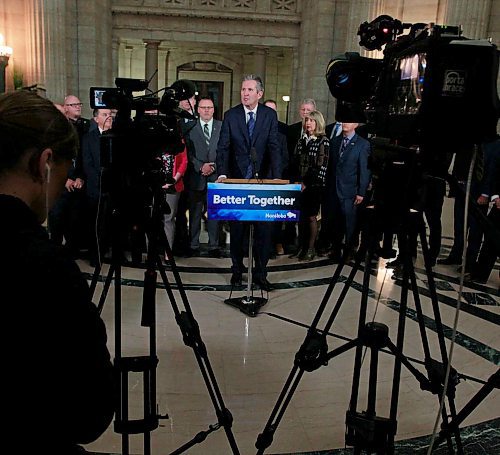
[253,277,274,292]
[467,273,488,284]
[386,256,401,268]
[378,247,397,259]
[288,249,303,259]
[186,248,200,257]
[328,251,342,263]
[230,273,242,286]
[437,256,461,265]
[276,243,285,255]
[207,249,221,258]
[299,248,316,262]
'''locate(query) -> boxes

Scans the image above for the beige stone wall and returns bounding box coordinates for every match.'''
[0,0,498,123]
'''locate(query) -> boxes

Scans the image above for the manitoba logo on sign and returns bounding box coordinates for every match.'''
[442,70,466,97]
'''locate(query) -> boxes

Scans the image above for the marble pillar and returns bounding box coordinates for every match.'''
[254,46,268,83]
[43,0,67,100]
[24,0,45,92]
[345,0,385,56]
[144,39,160,92]
[444,0,492,39]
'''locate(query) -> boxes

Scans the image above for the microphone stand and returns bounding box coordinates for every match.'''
[225,147,267,316]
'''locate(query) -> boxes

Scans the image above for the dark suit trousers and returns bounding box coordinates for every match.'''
[173,191,190,255]
[407,179,446,261]
[475,206,500,280]
[332,195,358,250]
[48,190,85,254]
[450,184,488,261]
[230,222,272,280]
[188,189,219,250]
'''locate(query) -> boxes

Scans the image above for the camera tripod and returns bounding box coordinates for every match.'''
[89,187,240,455]
[255,206,464,455]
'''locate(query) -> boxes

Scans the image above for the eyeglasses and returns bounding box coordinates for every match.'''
[65,103,83,107]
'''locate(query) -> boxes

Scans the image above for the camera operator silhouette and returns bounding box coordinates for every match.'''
[0,90,115,454]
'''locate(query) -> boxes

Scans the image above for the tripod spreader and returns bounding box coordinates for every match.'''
[424,358,460,398]
[294,330,328,372]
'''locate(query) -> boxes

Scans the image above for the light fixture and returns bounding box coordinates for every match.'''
[282,95,290,124]
[0,33,12,57]
[0,34,13,93]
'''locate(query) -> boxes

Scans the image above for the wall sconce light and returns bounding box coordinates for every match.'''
[282,95,290,124]
[0,33,13,93]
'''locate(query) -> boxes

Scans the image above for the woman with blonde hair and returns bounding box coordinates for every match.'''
[289,110,330,261]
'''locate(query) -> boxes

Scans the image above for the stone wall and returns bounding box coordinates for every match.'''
[0,0,498,123]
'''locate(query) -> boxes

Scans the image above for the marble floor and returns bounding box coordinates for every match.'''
[81,210,499,455]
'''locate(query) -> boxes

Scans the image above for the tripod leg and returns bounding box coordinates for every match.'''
[418,223,463,452]
[89,262,102,297]
[388,224,412,449]
[97,264,115,315]
[348,242,376,419]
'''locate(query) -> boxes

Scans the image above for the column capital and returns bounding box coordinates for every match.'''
[143,39,161,48]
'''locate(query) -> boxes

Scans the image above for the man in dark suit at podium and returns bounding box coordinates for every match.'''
[216,74,282,291]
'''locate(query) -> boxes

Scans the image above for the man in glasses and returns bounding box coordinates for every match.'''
[186,96,222,258]
[48,95,90,258]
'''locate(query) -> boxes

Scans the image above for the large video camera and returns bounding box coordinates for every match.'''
[88,77,197,213]
[327,16,499,217]
[326,16,499,148]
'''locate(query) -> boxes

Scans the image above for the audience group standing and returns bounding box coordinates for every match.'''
[47,74,499,289]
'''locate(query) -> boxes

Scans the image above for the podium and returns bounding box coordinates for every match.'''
[208,179,301,316]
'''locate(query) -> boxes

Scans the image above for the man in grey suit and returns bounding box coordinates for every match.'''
[186,96,222,257]
[327,122,371,260]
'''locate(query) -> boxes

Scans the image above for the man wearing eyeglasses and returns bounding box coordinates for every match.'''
[185,96,222,258]
[48,95,90,258]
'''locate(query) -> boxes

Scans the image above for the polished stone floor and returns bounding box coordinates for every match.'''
[81,205,499,455]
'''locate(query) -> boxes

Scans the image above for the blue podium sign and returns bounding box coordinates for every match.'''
[207,182,301,222]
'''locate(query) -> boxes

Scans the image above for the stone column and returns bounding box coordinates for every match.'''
[345,0,385,56]
[43,0,67,100]
[112,37,120,82]
[291,0,337,123]
[444,0,492,39]
[164,49,172,87]
[124,45,134,78]
[144,39,160,92]
[24,0,45,91]
[254,46,268,83]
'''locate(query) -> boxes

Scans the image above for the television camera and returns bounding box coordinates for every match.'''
[88,77,197,214]
[327,15,499,146]
[327,16,499,214]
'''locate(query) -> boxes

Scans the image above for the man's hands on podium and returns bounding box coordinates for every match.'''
[216,175,227,183]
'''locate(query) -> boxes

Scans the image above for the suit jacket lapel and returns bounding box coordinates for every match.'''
[339,133,358,164]
[208,121,219,161]
[236,105,251,145]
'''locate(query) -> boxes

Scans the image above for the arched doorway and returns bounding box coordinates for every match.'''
[177,61,233,120]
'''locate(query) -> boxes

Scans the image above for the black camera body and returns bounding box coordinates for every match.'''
[89,77,194,218]
[326,19,499,148]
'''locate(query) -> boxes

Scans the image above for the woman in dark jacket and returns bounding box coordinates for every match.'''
[0,90,115,453]
[289,110,330,261]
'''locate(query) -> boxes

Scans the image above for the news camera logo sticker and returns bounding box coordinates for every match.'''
[442,70,466,97]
